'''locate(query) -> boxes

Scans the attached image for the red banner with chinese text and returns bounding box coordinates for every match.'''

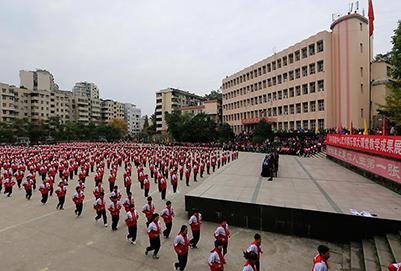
[326,135,401,160]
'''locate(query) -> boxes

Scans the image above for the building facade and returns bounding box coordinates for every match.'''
[20,69,59,91]
[100,99,125,123]
[222,13,372,133]
[124,103,142,135]
[155,87,204,132]
[181,100,222,125]
[72,82,100,99]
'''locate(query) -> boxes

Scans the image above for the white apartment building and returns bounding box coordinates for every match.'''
[124,103,142,135]
[73,82,100,99]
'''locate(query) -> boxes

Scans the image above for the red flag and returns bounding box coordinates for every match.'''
[368,0,375,36]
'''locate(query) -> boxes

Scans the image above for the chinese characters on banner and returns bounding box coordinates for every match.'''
[327,145,401,184]
[326,135,401,160]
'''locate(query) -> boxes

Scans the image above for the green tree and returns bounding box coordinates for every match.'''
[374,52,391,62]
[253,119,272,144]
[218,123,235,141]
[204,89,222,102]
[379,20,401,128]
[0,122,14,142]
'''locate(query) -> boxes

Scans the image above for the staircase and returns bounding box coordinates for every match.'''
[327,232,401,271]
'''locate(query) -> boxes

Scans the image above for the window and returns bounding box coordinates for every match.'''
[303,102,308,113]
[283,89,288,98]
[318,80,324,91]
[268,79,272,87]
[289,88,294,97]
[267,64,271,72]
[295,50,300,61]
[317,40,324,52]
[387,66,391,77]
[283,73,288,82]
[268,93,272,101]
[273,92,277,100]
[290,104,295,114]
[360,43,363,53]
[278,75,282,84]
[290,121,295,130]
[272,61,276,70]
[310,82,316,93]
[310,63,316,74]
[278,106,282,115]
[289,53,294,64]
[296,86,301,96]
[309,44,315,56]
[361,84,363,93]
[277,59,282,68]
[289,71,294,81]
[278,90,282,100]
[302,66,308,77]
[295,68,300,79]
[318,100,325,111]
[311,119,316,129]
[317,61,324,72]
[302,84,308,95]
[303,120,308,129]
[361,108,364,118]
[283,56,287,66]
[310,101,316,112]
[318,119,324,129]
[272,77,277,85]
[360,67,363,77]
[302,47,308,59]
[296,103,301,113]
[360,22,363,31]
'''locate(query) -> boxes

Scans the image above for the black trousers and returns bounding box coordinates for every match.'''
[126,184,131,195]
[57,196,65,209]
[41,193,48,204]
[144,188,149,197]
[5,187,12,197]
[146,237,161,256]
[0,183,2,192]
[91,165,94,172]
[150,171,154,178]
[109,182,114,193]
[207,167,210,174]
[175,252,188,271]
[173,183,177,193]
[17,179,22,189]
[180,173,183,180]
[75,203,83,216]
[194,172,198,182]
[140,180,144,190]
[70,171,73,179]
[163,222,172,238]
[112,215,119,230]
[95,209,108,224]
[161,189,166,200]
[190,230,200,247]
[222,241,228,256]
[26,189,32,199]
[49,185,53,196]
[200,170,204,178]
[127,225,137,242]
[256,261,260,271]
[186,177,190,186]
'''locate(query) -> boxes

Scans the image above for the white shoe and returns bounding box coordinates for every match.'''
[104,223,108,227]
[131,241,136,245]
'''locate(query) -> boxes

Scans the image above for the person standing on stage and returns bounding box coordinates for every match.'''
[125,204,139,244]
[72,186,85,217]
[208,239,225,271]
[94,192,108,227]
[174,225,190,271]
[214,218,231,256]
[142,196,155,227]
[160,200,174,238]
[246,233,263,271]
[55,181,67,210]
[312,245,330,271]
[242,251,258,271]
[188,209,202,249]
[108,196,122,231]
[145,213,162,259]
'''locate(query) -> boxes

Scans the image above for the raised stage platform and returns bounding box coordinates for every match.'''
[185,152,401,242]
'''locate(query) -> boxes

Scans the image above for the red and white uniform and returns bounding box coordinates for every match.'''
[174,232,190,255]
[147,220,161,239]
[208,248,225,271]
[93,185,104,198]
[23,179,34,190]
[93,197,106,210]
[76,182,85,192]
[72,191,85,204]
[55,186,67,197]
[122,196,135,211]
[39,182,50,194]
[189,213,202,231]
[247,241,261,262]
[110,190,122,201]
[142,202,155,220]
[108,201,122,216]
[389,263,401,271]
[242,261,257,271]
[312,254,328,271]
[125,209,139,227]
[160,206,174,224]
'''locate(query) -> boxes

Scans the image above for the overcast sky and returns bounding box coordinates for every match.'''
[0,0,400,116]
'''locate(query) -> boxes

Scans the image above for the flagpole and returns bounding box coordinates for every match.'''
[368,0,373,132]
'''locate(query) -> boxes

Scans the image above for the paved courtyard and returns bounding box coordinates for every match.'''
[188,152,401,221]
[0,153,355,271]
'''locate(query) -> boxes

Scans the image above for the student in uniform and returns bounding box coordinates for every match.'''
[142,196,155,227]
[145,213,162,259]
[72,186,85,217]
[108,196,122,231]
[208,239,225,271]
[389,263,401,271]
[174,225,190,271]
[55,181,67,210]
[214,218,231,256]
[39,179,50,205]
[242,251,258,271]
[160,200,174,238]
[94,192,108,227]
[246,233,263,271]
[22,177,34,200]
[312,245,330,271]
[125,204,139,244]
[188,209,202,249]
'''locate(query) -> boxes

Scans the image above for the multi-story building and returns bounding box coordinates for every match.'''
[181,100,222,125]
[155,87,205,132]
[100,99,125,122]
[124,103,142,135]
[72,82,99,99]
[222,13,372,133]
[19,69,59,91]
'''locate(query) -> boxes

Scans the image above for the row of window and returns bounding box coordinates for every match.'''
[223,99,325,122]
[223,80,324,111]
[231,119,325,132]
[223,61,324,100]
[223,40,324,90]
